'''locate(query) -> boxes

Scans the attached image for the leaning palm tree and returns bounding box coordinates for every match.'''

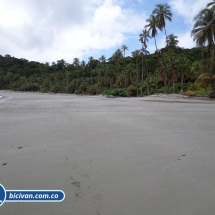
[145,15,161,52]
[207,0,215,11]
[191,8,215,61]
[191,8,215,97]
[145,15,162,90]
[196,73,215,95]
[152,4,175,92]
[139,29,150,49]
[152,4,172,40]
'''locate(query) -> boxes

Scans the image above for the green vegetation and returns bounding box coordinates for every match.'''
[0,1,215,98]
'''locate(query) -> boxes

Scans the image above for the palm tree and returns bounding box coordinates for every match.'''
[166,34,179,52]
[152,4,174,92]
[105,64,115,88]
[73,58,80,91]
[196,73,215,95]
[111,49,123,78]
[165,34,179,92]
[207,0,215,10]
[191,8,215,96]
[160,54,170,93]
[132,50,141,95]
[99,55,106,65]
[152,4,173,41]
[132,50,140,71]
[139,29,150,49]
[191,8,215,61]
[88,56,94,84]
[125,63,137,93]
[190,61,202,81]
[99,55,106,83]
[145,15,161,52]
[145,15,162,91]
[139,29,151,96]
[80,60,86,93]
[121,44,129,67]
[73,58,80,69]
[80,60,86,79]
[175,56,190,92]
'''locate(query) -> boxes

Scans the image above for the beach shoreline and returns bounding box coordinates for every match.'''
[1,89,215,101]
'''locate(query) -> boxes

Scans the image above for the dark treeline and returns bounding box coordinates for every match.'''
[0,1,215,97]
[0,46,208,96]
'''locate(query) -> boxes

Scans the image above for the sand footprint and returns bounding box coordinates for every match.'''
[72,181,81,188]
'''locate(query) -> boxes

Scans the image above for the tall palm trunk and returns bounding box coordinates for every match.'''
[181,72,184,93]
[172,65,175,94]
[155,73,158,90]
[164,26,175,93]
[145,55,150,95]
[154,36,158,51]
[91,66,92,84]
[154,36,162,89]
[210,43,214,72]
[124,51,126,68]
[141,46,144,96]
[164,74,167,93]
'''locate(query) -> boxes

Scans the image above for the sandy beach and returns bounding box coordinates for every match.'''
[0,90,215,215]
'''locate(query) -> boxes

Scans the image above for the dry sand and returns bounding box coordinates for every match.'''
[0,90,215,215]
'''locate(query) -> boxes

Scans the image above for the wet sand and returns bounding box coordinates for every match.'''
[0,90,215,215]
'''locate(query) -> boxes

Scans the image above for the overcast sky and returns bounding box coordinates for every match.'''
[0,0,207,64]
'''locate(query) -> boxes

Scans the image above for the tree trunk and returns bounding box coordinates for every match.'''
[167,79,170,94]
[141,48,143,97]
[145,51,149,96]
[91,66,92,84]
[171,64,175,94]
[155,73,157,90]
[181,73,184,93]
[146,83,150,96]
[164,75,167,93]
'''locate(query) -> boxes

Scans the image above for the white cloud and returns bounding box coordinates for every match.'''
[169,0,206,24]
[177,32,195,49]
[0,0,146,63]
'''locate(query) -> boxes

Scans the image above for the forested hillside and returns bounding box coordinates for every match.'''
[0,46,210,96]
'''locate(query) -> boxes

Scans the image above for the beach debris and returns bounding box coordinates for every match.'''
[72,181,81,188]
[18,147,22,149]
[2,163,7,166]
